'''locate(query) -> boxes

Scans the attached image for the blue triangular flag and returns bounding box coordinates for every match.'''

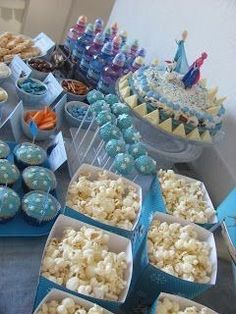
[29,120,38,138]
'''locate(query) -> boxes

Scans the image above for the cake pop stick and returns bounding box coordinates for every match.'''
[80,128,100,165]
[75,115,97,154]
[102,156,111,169]
[73,109,94,152]
[91,141,105,166]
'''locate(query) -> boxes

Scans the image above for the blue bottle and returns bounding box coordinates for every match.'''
[87,42,113,85]
[97,52,126,94]
[79,32,104,74]
[72,23,94,64]
[104,28,112,43]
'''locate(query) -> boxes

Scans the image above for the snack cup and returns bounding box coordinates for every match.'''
[147,174,217,229]
[33,288,113,314]
[61,79,90,101]
[127,212,217,307]
[37,214,133,313]
[64,163,142,240]
[147,292,219,314]
[27,59,54,81]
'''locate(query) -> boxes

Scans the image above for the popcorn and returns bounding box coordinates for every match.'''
[158,170,215,224]
[148,218,212,283]
[156,297,211,314]
[41,226,128,301]
[66,170,140,230]
[36,297,104,314]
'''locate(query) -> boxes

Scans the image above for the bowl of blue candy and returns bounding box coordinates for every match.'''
[64,101,93,128]
[16,77,48,105]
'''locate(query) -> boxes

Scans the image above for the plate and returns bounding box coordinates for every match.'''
[0,141,61,237]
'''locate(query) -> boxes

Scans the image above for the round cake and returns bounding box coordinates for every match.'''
[118,66,226,143]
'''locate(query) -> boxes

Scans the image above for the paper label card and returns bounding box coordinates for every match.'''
[48,131,67,172]
[43,73,63,105]
[9,55,32,81]
[9,101,24,142]
[34,32,55,54]
[54,94,67,128]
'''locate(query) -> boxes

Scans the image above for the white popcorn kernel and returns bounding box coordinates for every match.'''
[61,297,75,309]
[57,304,67,314]
[66,277,79,291]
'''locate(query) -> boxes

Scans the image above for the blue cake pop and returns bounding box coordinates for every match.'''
[135,155,156,175]
[117,114,133,129]
[111,102,130,116]
[90,100,110,114]
[105,139,126,157]
[128,142,147,159]
[123,126,141,144]
[99,122,122,142]
[114,153,134,175]
[87,89,104,104]
[105,94,119,105]
[96,110,116,126]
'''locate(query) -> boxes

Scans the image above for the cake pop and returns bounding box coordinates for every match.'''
[114,153,134,175]
[87,89,104,104]
[99,122,122,142]
[90,100,110,114]
[105,94,119,105]
[135,155,156,175]
[105,139,126,157]
[96,110,116,126]
[128,142,147,159]
[117,114,133,129]
[123,126,141,144]
[111,102,130,116]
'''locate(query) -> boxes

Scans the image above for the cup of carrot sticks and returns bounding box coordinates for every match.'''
[21,106,58,141]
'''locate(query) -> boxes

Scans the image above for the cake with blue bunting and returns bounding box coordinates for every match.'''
[118,31,226,143]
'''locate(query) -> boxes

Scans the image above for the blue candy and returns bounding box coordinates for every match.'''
[111,102,130,116]
[114,153,134,175]
[99,122,122,142]
[128,142,147,159]
[105,94,119,105]
[117,114,133,129]
[87,89,104,104]
[123,126,141,144]
[96,110,116,126]
[135,155,156,175]
[105,139,126,157]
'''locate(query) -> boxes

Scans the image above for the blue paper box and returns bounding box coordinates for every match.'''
[124,212,217,307]
[149,172,217,230]
[147,292,219,314]
[34,214,133,314]
[64,163,143,242]
[33,288,113,313]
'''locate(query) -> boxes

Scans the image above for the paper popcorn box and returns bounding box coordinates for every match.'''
[35,214,133,313]
[64,163,142,241]
[33,288,113,314]
[145,174,217,229]
[147,292,219,314]
[126,212,217,307]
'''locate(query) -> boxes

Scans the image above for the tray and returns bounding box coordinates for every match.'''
[0,141,61,237]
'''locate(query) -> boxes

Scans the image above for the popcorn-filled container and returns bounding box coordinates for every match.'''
[148,173,217,230]
[123,212,217,309]
[147,292,219,314]
[64,164,142,241]
[33,288,113,314]
[35,214,133,313]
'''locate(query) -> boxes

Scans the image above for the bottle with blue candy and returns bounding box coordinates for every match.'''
[72,23,94,64]
[97,52,126,94]
[86,42,113,85]
[120,30,128,46]
[94,18,104,34]
[79,32,104,74]
[111,35,122,57]
[129,56,144,73]
[64,15,87,50]
[137,47,146,58]
[104,28,112,43]
[111,22,118,39]
[126,39,139,67]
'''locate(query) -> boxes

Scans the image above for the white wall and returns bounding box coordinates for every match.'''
[108,0,236,204]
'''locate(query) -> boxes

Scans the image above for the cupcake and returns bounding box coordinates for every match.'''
[14,142,47,169]
[0,159,20,187]
[0,140,10,159]
[22,166,57,193]
[0,186,20,223]
[22,190,60,225]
